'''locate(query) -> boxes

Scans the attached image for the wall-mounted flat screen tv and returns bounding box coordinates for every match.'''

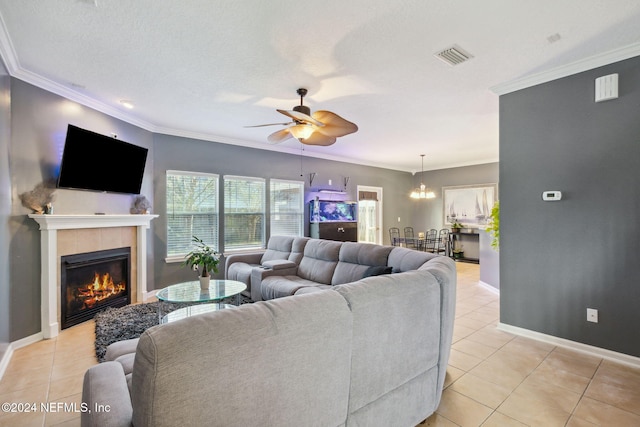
[57,124,148,194]
[310,200,357,222]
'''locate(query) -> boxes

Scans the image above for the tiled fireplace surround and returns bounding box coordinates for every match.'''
[29,214,157,338]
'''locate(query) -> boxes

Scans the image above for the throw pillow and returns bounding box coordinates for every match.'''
[362,265,393,278]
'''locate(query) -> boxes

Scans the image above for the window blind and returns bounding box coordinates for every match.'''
[270,179,304,237]
[224,175,265,251]
[166,171,219,257]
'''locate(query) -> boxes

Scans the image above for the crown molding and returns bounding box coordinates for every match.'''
[491,42,640,95]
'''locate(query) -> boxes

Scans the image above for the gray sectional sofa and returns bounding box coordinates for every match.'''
[82,237,456,427]
[227,236,449,303]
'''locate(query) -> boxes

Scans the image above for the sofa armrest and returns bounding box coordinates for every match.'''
[224,252,265,278]
[81,361,133,427]
[250,264,299,302]
[262,259,297,270]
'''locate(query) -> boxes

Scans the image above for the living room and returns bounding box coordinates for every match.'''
[2,2,640,426]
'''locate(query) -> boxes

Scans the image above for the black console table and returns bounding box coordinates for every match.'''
[450,231,480,264]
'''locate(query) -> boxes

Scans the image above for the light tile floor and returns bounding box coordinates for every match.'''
[1,263,639,426]
[423,263,640,426]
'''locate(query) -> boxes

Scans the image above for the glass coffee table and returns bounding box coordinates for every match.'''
[155,280,246,324]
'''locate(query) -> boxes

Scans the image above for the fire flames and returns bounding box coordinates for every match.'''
[72,272,126,309]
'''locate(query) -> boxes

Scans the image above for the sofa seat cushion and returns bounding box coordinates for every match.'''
[105,337,139,362]
[261,275,322,300]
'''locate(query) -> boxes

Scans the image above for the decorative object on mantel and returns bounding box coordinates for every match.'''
[130,195,151,214]
[409,155,436,199]
[182,236,220,290]
[19,179,56,214]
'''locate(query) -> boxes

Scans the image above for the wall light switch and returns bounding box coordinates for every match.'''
[587,308,598,323]
[397,217,401,222]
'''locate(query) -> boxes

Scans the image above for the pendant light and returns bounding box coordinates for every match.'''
[410,154,436,199]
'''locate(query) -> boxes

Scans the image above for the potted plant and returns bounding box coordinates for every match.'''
[451,221,464,233]
[485,201,499,250]
[452,242,464,260]
[183,236,220,289]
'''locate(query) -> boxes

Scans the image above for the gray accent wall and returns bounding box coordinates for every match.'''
[0,58,11,355]
[152,133,413,289]
[500,55,640,357]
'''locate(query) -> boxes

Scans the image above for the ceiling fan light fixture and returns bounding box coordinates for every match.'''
[290,123,314,140]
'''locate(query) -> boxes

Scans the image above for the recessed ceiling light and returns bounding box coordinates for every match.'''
[119,100,134,109]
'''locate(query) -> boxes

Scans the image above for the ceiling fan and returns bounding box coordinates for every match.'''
[247,88,358,146]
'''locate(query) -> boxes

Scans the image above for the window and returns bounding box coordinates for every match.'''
[224,175,265,251]
[270,179,304,236]
[166,171,219,259]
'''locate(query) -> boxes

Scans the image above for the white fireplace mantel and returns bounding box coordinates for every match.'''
[29,214,158,338]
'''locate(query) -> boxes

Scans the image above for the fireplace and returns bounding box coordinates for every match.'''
[61,247,131,329]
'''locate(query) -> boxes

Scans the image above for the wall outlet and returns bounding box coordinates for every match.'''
[587,308,598,323]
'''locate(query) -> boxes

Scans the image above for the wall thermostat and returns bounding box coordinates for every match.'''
[542,191,562,201]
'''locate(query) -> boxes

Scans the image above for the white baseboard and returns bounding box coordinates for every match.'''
[478,281,500,295]
[0,332,44,381]
[497,322,640,369]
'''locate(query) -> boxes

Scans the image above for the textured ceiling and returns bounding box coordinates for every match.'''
[1,1,639,172]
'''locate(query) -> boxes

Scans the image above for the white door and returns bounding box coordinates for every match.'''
[357,186,383,244]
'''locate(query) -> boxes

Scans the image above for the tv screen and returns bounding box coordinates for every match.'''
[57,124,148,194]
[310,200,357,222]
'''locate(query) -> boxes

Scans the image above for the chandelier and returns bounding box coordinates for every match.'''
[410,154,435,199]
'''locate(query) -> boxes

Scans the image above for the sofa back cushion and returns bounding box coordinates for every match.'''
[387,246,439,272]
[260,235,295,264]
[297,239,341,284]
[288,237,310,264]
[332,242,393,285]
[334,271,444,425]
[132,291,353,427]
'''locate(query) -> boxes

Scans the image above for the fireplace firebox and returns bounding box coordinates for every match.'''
[61,247,131,329]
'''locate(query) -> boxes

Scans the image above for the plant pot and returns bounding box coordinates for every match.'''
[451,228,461,233]
[199,275,210,290]
[453,251,464,260]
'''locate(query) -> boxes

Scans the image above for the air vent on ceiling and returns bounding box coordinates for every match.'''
[434,45,473,66]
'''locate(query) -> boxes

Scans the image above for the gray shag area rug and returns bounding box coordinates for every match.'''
[94,297,251,362]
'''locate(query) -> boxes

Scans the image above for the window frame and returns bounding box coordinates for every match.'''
[165,170,220,262]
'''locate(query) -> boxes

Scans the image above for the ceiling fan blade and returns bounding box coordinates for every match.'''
[311,110,358,137]
[244,122,293,128]
[277,109,324,127]
[299,131,337,146]
[267,128,293,144]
